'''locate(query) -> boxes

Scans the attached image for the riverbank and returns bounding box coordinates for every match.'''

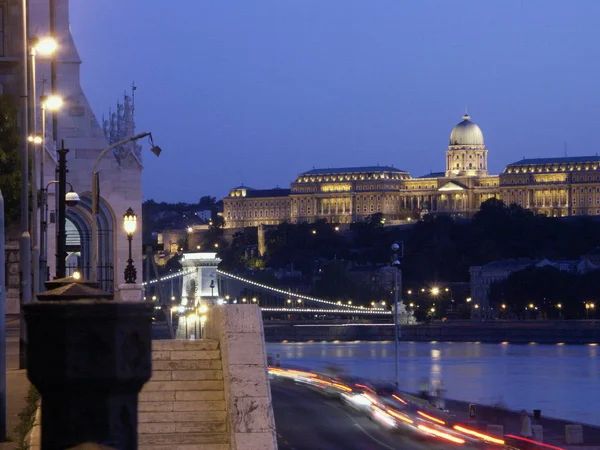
[264,320,600,344]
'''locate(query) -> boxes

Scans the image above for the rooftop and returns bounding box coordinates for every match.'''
[300,166,406,176]
[415,172,445,179]
[506,156,600,166]
[476,259,540,271]
[244,188,291,198]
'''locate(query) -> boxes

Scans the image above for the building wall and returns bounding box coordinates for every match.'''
[499,160,600,217]
[222,170,502,229]
[28,0,144,293]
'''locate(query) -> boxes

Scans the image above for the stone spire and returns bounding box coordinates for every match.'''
[103,87,142,166]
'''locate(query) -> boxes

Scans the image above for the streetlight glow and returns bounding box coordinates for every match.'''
[28,135,42,144]
[123,208,137,236]
[43,95,63,111]
[123,207,138,284]
[34,37,58,55]
[431,287,440,296]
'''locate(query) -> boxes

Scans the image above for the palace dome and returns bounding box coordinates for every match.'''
[449,114,484,146]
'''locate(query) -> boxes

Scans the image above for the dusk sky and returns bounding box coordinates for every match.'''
[70,1,600,204]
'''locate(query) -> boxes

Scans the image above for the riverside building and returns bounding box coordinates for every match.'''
[224,114,600,229]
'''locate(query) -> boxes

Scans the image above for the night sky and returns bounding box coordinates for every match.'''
[70,1,600,203]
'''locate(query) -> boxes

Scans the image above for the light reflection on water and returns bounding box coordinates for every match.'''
[267,341,600,425]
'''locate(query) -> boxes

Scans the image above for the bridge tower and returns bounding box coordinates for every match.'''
[180,252,221,306]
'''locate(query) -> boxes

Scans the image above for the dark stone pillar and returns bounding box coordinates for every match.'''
[24,279,153,450]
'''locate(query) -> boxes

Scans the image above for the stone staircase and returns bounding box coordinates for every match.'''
[138,340,229,450]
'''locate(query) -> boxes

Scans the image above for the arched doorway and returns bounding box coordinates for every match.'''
[65,193,115,292]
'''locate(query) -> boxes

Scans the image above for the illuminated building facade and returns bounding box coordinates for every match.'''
[223,114,600,228]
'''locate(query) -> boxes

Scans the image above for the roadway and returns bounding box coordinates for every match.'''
[271,378,474,450]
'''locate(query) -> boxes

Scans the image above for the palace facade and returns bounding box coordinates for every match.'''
[223,114,600,229]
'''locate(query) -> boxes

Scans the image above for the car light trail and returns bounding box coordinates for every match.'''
[417,424,465,444]
[417,410,446,425]
[453,425,505,445]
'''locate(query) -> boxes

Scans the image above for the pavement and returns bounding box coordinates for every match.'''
[0,316,31,449]
[270,378,480,450]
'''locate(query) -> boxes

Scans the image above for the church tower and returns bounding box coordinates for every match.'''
[445,114,489,177]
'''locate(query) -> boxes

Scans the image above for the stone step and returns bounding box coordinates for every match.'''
[139,421,227,434]
[153,340,219,351]
[139,432,228,445]
[139,410,227,424]
[153,359,222,371]
[139,400,226,412]
[140,445,228,450]
[141,380,224,392]
[150,369,223,381]
[153,350,221,361]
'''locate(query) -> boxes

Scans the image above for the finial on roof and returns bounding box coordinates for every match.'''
[462,105,470,121]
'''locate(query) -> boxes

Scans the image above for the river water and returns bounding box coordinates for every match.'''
[266,341,600,425]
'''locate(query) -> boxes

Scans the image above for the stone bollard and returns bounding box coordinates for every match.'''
[468,404,477,422]
[565,424,584,444]
[24,277,153,450]
[532,424,544,442]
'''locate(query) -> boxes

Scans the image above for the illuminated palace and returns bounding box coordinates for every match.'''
[223,114,600,229]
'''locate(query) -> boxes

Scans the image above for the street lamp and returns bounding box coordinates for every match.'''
[585,302,595,320]
[210,279,215,302]
[29,37,58,294]
[391,242,402,388]
[40,180,79,282]
[123,208,137,284]
[91,132,161,282]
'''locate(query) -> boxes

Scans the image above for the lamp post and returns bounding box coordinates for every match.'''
[38,95,63,288]
[91,132,161,282]
[430,287,440,317]
[18,0,31,371]
[55,144,70,279]
[210,279,215,303]
[28,37,58,296]
[391,242,403,388]
[123,208,138,284]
